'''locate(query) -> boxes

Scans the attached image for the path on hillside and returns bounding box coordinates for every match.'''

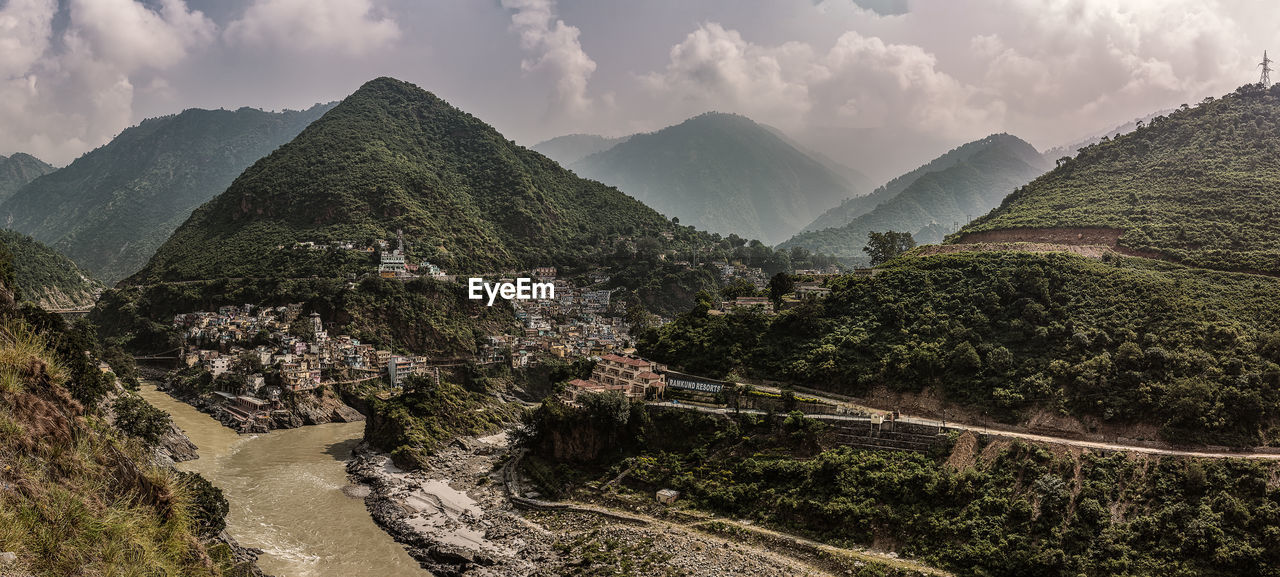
[654,390,1280,460]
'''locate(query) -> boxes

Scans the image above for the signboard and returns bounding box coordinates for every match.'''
[666,376,724,394]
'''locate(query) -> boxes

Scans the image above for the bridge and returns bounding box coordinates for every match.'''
[133,347,183,362]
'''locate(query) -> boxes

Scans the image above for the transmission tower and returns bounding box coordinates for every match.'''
[1260,50,1273,87]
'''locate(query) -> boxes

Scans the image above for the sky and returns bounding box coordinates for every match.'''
[1,0,1278,181]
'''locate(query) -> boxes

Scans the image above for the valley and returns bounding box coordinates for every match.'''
[4,6,1280,573]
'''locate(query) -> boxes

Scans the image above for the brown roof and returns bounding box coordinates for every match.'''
[600,354,651,368]
[636,372,661,380]
[568,379,604,389]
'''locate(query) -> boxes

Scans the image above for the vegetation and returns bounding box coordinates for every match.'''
[0,229,102,310]
[957,84,1280,274]
[641,250,1280,445]
[571,112,866,244]
[782,134,1049,262]
[800,133,1043,234]
[527,404,1280,577]
[0,104,334,283]
[0,282,250,575]
[532,133,629,166]
[0,152,54,204]
[364,374,521,469]
[864,230,917,266]
[113,393,174,448]
[128,77,692,284]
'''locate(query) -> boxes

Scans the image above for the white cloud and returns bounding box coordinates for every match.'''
[967,0,1250,141]
[640,23,997,137]
[0,0,56,79]
[0,0,215,164]
[225,0,400,56]
[501,0,597,120]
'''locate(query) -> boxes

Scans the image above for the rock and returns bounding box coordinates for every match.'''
[0,551,16,565]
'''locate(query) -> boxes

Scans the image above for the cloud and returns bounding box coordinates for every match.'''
[501,0,597,120]
[640,23,996,137]
[224,0,400,56]
[964,0,1250,142]
[816,0,910,17]
[0,0,215,164]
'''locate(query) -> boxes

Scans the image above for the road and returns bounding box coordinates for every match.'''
[654,389,1280,461]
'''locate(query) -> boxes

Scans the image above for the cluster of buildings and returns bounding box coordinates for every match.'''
[565,354,667,403]
[174,303,440,404]
[480,268,635,368]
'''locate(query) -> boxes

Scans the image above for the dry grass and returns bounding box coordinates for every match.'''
[0,317,229,576]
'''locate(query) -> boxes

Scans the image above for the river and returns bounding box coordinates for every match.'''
[137,385,429,577]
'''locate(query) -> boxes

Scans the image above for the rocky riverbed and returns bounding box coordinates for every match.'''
[347,431,837,577]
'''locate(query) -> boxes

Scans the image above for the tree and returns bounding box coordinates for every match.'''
[113,394,172,448]
[863,231,916,265]
[768,273,795,305]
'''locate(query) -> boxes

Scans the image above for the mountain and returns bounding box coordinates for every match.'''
[955,84,1280,274]
[0,152,55,204]
[127,77,682,284]
[569,112,865,244]
[0,103,336,284]
[532,133,629,166]
[780,134,1051,261]
[799,134,1042,235]
[0,229,102,310]
[1041,108,1174,162]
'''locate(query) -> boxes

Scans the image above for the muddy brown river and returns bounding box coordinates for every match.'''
[138,385,429,576]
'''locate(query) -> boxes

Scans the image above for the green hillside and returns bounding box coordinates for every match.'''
[570,112,861,244]
[781,134,1050,261]
[0,230,102,310]
[0,153,55,204]
[531,133,628,166]
[955,84,1280,273]
[0,104,334,284]
[641,250,1280,446]
[128,77,685,284]
[799,135,1026,234]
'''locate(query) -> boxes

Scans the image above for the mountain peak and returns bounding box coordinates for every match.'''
[127,78,678,284]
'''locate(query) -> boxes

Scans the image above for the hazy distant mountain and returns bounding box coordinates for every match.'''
[0,229,101,310]
[532,134,630,166]
[800,134,1033,234]
[0,153,55,204]
[781,134,1050,261]
[128,77,686,284]
[0,103,335,284]
[571,112,868,244]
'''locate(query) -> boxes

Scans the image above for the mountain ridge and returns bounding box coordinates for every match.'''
[569,111,865,244]
[128,77,684,284]
[0,103,336,284]
[781,133,1050,261]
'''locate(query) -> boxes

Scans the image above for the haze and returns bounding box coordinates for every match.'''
[1,0,1276,180]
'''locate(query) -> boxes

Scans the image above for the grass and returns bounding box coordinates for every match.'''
[0,316,242,576]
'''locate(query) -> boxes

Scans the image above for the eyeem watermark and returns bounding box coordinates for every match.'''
[468,277,555,306]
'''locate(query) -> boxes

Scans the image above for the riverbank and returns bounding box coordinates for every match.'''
[348,429,881,576]
[138,385,429,576]
[155,375,364,433]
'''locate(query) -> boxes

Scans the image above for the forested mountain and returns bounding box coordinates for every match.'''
[780,134,1050,261]
[0,152,55,204]
[531,133,629,166]
[0,103,335,284]
[127,77,684,284]
[570,112,865,244]
[799,133,1044,235]
[956,84,1280,273]
[642,250,1280,446]
[0,229,101,310]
